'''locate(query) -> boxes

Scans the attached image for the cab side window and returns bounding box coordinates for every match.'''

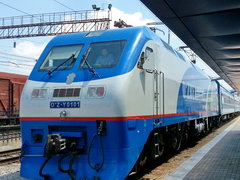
[138,47,153,69]
[145,47,153,58]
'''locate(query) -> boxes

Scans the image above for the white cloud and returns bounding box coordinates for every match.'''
[111,7,154,28]
[0,41,47,75]
[11,41,46,60]
[109,7,186,50]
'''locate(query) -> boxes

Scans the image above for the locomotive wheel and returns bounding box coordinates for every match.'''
[170,136,179,150]
[167,128,184,151]
[138,154,148,167]
[158,144,164,157]
[216,117,221,127]
[137,146,149,168]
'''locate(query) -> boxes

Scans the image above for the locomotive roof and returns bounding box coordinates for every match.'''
[48,26,187,62]
[49,26,157,44]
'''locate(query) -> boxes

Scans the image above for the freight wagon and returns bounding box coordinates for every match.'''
[0,72,27,125]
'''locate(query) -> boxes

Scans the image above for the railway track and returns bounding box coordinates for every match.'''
[0,125,20,131]
[0,130,21,142]
[0,148,21,165]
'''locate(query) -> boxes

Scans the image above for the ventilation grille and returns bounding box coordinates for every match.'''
[53,88,80,98]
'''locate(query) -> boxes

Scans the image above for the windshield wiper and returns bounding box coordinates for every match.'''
[48,54,76,77]
[80,48,101,78]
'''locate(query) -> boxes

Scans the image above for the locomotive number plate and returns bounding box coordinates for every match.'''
[50,101,80,108]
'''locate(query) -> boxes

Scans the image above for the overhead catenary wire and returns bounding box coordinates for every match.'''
[0,1,41,21]
[53,0,75,11]
[0,61,34,68]
[0,2,42,68]
[0,55,36,64]
[0,63,33,70]
[0,61,19,66]
[0,1,32,16]
[17,38,47,45]
[0,60,34,67]
[0,5,109,39]
[0,51,36,61]
[0,55,36,65]
[0,65,30,75]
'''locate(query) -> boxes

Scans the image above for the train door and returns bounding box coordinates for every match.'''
[153,71,159,115]
[153,71,164,117]
[142,45,164,119]
[141,43,165,159]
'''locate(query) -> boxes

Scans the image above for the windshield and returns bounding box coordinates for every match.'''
[80,41,126,69]
[39,45,82,71]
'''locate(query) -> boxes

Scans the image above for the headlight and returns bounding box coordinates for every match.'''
[31,88,48,98]
[87,87,105,98]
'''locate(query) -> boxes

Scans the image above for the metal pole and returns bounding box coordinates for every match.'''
[168,28,170,45]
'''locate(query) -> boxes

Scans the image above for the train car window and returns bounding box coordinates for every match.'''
[39,45,83,71]
[80,40,126,69]
[141,47,154,72]
[137,47,153,69]
[137,47,153,70]
[145,47,153,57]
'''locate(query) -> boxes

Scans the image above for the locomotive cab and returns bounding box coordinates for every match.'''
[20,27,158,180]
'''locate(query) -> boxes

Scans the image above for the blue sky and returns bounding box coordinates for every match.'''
[0,0,232,89]
[0,0,155,17]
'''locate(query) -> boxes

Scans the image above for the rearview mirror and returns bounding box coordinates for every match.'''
[137,52,145,69]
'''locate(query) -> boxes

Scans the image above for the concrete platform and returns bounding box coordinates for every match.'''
[168,117,240,180]
[0,172,24,180]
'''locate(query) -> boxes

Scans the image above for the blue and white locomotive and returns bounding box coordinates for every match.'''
[20,26,240,180]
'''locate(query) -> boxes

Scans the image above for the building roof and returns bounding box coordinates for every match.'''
[140,0,240,91]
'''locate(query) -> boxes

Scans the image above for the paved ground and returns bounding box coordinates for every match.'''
[0,172,24,180]
[168,118,240,180]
